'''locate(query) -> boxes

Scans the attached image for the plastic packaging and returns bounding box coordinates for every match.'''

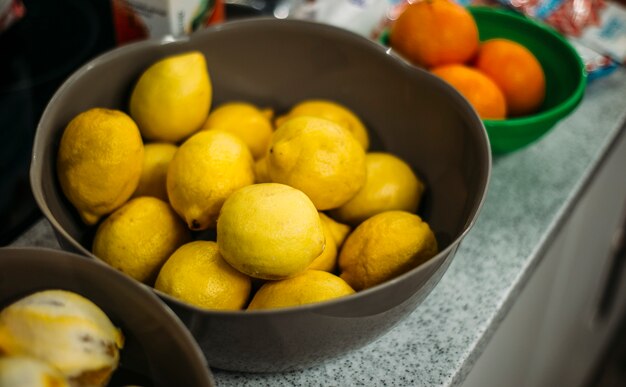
[111,0,224,45]
[274,0,389,38]
[574,1,626,63]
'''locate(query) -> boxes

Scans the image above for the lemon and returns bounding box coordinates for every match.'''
[217,183,325,280]
[254,156,271,183]
[319,212,351,248]
[308,215,338,272]
[276,99,370,150]
[129,51,211,142]
[331,152,425,225]
[261,107,275,123]
[0,290,124,386]
[57,108,144,225]
[267,116,366,210]
[0,356,69,387]
[202,102,273,160]
[155,241,251,310]
[339,211,438,290]
[132,142,178,201]
[167,130,255,230]
[92,197,191,284]
[247,270,355,310]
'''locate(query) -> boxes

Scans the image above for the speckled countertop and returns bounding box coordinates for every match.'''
[12,68,626,386]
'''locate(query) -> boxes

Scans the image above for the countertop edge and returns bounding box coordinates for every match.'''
[450,114,626,387]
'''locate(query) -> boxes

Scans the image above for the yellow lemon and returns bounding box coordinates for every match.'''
[132,142,178,201]
[254,156,271,183]
[319,212,351,248]
[129,51,211,142]
[0,356,69,387]
[155,241,251,310]
[0,290,124,386]
[92,197,191,284]
[331,152,425,225]
[339,211,438,290]
[167,130,255,230]
[261,107,275,123]
[247,270,355,310]
[202,102,273,160]
[307,216,338,272]
[276,99,370,150]
[267,116,366,210]
[217,183,325,280]
[57,108,144,225]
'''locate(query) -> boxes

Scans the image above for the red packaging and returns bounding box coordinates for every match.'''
[112,0,224,45]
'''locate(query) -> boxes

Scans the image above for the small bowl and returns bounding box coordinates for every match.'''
[0,247,215,386]
[30,18,491,372]
[469,6,586,154]
[382,6,586,154]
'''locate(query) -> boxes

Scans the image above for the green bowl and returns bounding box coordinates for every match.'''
[381,6,587,154]
[468,6,586,154]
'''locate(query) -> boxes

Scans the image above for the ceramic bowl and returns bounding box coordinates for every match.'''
[30,18,491,372]
[0,247,214,386]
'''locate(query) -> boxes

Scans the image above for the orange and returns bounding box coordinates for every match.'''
[474,38,546,117]
[431,64,507,119]
[389,0,479,69]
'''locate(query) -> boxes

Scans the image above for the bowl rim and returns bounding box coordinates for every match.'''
[29,17,492,316]
[467,6,587,127]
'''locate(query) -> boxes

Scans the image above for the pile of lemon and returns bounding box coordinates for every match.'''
[56,51,439,311]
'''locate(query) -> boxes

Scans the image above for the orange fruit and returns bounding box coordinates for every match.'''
[474,38,546,117]
[431,64,507,119]
[389,0,479,69]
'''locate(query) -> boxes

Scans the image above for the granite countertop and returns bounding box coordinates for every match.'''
[12,68,626,386]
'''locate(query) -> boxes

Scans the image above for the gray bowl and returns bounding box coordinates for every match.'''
[30,18,491,372]
[0,247,214,386]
